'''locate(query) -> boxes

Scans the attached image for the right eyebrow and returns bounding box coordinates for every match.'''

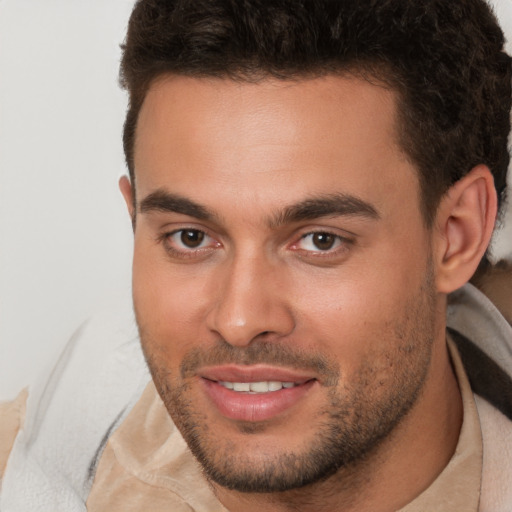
[139,189,214,221]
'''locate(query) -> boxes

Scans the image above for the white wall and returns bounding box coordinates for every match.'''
[0,0,136,400]
[0,0,511,400]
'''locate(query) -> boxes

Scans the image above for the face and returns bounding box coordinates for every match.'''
[129,75,439,493]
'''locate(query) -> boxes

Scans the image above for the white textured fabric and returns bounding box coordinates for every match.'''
[0,295,150,512]
[447,283,512,379]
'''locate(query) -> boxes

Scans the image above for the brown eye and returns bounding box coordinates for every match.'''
[163,228,220,259]
[312,232,336,250]
[180,230,205,248]
[295,231,345,253]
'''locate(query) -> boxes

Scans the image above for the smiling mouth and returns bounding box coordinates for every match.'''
[197,364,320,421]
[200,376,317,422]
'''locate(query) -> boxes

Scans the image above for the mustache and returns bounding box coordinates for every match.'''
[180,339,340,385]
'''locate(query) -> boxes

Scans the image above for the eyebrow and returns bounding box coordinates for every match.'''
[269,193,379,227]
[138,189,379,226]
[139,189,214,221]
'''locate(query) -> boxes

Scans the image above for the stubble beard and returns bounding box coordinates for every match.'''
[138,269,437,495]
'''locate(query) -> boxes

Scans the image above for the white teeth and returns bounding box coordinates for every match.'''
[233,382,250,392]
[268,381,283,391]
[250,381,269,392]
[219,381,298,393]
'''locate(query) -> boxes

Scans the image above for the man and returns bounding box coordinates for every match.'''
[1,0,511,510]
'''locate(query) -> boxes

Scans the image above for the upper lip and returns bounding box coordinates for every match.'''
[199,364,317,384]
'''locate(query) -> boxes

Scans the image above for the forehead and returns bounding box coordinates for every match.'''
[133,75,418,219]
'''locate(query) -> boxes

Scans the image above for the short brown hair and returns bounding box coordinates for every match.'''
[120,0,511,225]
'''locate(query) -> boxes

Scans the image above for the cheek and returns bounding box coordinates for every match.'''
[132,247,209,358]
[294,271,409,333]
[291,262,429,372]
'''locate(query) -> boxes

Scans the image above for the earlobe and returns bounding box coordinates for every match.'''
[119,175,135,226]
[434,165,497,294]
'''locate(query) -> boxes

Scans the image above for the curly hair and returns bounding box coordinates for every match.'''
[120,0,511,225]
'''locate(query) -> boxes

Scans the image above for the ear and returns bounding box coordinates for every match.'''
[119,175,135,226]
[434,165,497,293]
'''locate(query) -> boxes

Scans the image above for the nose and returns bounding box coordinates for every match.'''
[205,253,295,347]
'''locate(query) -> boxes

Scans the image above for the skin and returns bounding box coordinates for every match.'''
[121,75,473,511]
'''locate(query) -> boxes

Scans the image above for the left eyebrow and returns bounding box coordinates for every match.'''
[270,193,380,227]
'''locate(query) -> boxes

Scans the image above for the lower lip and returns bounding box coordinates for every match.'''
[200,379,316,422]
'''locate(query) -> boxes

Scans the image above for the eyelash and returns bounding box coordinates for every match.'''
[158,228,353,260]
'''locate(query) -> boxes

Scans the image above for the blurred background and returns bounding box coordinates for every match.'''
[0,0,511,400]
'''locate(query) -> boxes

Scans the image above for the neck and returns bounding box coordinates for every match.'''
[214,329,463,512]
